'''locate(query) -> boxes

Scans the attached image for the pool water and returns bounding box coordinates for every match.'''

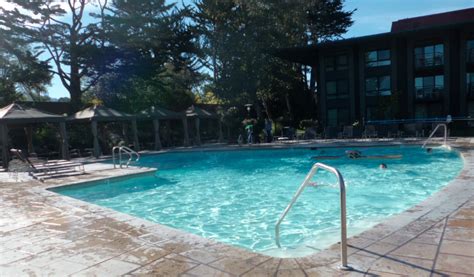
[52,146,463,257]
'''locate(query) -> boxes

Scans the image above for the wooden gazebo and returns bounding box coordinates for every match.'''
[68,105,138,158]
[139,106,188,150]
[184,105,223,146]
[0,103,69,168]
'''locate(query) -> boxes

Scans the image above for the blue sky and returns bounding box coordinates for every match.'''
[46,0,474,99]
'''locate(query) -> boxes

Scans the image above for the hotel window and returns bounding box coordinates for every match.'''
[415,75,444,99]
[468,40,474,62]
[325,55,348,71]
[414,44,444,67]
[467,72,474,95]
[365,49,390,67]
[327,108,350,126]
[326,79,349,99]
[365,76,391,96]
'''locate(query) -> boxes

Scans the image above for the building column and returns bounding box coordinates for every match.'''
[218,119,224,142]
[153,119,162,150]
[59,121,70,160]
[91,120,101,158]
[131,119,140,151]
[24,126,34,154]
[195,117,201,146]
[0,124,9,168]
[182,116,189,146]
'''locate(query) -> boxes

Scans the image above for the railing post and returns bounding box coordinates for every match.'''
[275,163,351,271]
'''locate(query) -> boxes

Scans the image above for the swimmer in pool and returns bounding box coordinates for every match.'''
[379,163,387,169]
[345,150,362,159]
[426,148,433,153]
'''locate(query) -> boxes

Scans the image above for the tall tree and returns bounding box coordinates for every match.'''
[0,0,112,110]
[0,9,51,105]
[86,0,201,112]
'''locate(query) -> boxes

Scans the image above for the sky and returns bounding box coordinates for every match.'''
[21,0,474,99]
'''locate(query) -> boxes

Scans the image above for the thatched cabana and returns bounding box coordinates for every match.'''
[139,106,188,150]
[184,105,223,146]
[68,105,137,158]
[0,103,69,168]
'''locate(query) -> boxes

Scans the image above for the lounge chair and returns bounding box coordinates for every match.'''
[362,125,378,138]
[10,149,85,182]
[339,126,354,139]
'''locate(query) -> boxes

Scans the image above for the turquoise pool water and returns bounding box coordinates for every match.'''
[52,146,463,257]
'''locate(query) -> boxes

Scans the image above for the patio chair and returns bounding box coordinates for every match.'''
[10,149,85,182]
[362,125,378,138]
[339,126,354,139]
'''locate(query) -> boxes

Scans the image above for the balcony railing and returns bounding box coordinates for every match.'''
[415,52,444,68]
[415,86,443,100]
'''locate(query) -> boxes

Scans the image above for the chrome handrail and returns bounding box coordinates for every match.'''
[422,123,448,148]
[275,162,350,270]
[112,146,140,168]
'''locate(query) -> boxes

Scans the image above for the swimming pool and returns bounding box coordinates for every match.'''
[52,146,463,257]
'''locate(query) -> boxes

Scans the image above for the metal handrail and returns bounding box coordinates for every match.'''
[112,146,140,168]
[275,162,350,270]
[422,123,448,148]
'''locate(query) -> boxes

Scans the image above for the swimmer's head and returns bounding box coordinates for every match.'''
[380,163,387,169]
[426,148,432,153]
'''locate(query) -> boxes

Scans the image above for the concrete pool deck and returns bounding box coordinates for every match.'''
[0,139,473,276]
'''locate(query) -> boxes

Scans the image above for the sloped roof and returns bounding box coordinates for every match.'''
[0,103,65,124]
[185,105,217,118]
[68,105,134,121]
[139,106,183,120]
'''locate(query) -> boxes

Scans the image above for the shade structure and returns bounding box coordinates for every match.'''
[0,103,65,124]
[139,106,183,120]
[0,103,69,166]
[139,106,188,149]
[68,105,137,158]
[184,105,221,146]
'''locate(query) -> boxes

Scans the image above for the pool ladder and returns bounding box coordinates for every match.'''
[275,162,351,271]
[422,123,448,149]
[112,146,140,168]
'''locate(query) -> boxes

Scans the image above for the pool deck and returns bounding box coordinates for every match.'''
[0,139,473,276]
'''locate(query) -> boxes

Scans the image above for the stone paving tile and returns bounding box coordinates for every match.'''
[208,255,271,275]
[115,245,170,265]
[391,242,438,260]
[439,239,474,257]
[72,258,142,276]
[182,264,235,277]
[276,268,307,277]
[241,258,280,276]
[128,256,199,276]
[180,248,224,264]
[411,230,443,245]
[443,227,474,242]
[354,242,399,259]
[367,255,434,277]
[434,253,474,276]
[446,218,473,229]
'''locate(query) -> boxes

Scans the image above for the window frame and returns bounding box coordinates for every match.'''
[414,74,445,99]
[414,44,444,68]
[365,75,391,97]
[326,79,349,100]
[365,49,391,67]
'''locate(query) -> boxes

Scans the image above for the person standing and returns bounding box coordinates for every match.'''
[245,123,253,144]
